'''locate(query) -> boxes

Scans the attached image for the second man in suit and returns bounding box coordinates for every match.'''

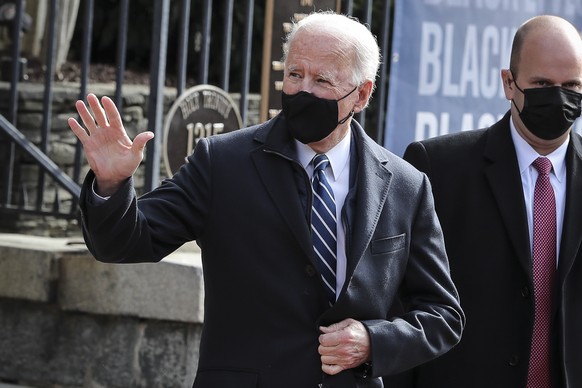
[394,14,582,388]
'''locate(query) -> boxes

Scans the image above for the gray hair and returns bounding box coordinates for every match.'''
[282,11,381,89]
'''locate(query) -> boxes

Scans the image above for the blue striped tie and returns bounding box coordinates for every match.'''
[311,154,337,304]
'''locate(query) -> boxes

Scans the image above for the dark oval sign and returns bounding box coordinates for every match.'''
[163,85,243,176]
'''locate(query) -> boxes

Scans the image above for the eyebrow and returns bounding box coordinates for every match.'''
[286,64,300,72]
[284,65,340,84]
[318,70,337,82]
[529,75,582,84]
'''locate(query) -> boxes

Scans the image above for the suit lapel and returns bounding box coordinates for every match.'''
[484,114,532,276]
[344,126,392,282]
[251,120,394,299]
[557,135,582,284]
[250,119,313,258]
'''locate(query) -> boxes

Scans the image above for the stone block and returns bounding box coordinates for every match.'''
[0,234,84,302]
[58,250,204,323]
[0,234,204,387]
[0,246,54,302]
[0,299,200,388]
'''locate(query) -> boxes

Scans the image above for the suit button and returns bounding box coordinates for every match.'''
[521,286,531,298]
[509,355,519,366]
[305,264,316,277]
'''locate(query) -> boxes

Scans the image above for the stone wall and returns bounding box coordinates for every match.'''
[0,81,261,237]
[0,233,204,388]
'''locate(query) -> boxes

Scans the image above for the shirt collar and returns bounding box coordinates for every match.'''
[509,116,568,182]
[296,129,351,181]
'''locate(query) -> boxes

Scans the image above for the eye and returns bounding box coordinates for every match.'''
[287,71,302,80]
[563,82,582,91]
[534,80,550,87]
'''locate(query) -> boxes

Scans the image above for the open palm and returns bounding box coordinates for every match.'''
[68,93,154,196]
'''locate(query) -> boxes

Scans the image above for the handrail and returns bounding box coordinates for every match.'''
[0,114,81,199]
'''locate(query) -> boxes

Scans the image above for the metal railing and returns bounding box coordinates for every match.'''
[0,0,393,223]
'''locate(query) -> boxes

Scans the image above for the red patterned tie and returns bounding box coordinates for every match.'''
[527,157,556,388]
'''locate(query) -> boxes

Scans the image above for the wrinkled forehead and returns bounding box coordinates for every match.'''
[286,27,354,70]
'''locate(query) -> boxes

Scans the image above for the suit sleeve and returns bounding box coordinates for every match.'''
[78,137,213,263]
[364,173,464,377]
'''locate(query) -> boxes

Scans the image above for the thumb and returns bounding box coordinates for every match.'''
[132,131,155,155]
[320,318,353,334]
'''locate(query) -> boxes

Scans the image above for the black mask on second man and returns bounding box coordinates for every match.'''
[281,86,357,144]
[512,78,582,140]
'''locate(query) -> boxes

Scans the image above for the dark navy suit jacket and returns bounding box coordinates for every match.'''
[79,114,464,388]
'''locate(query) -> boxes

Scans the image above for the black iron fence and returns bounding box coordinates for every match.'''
[0,0,393,227]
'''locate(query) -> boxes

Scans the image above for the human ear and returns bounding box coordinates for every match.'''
[501,69,516,100]
[354,80,374,112]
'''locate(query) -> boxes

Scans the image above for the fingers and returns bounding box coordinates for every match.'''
[75,98,98,134]
[318,318,371,375]
[74,94,119,133]
[69,93,154,153]
[67,117,89,142]
[319,319,351,335]
[87,93,109,128]
[101,95,124,129]
[322,363,344,376]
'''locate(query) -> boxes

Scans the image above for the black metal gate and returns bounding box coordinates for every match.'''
[0,0,393,228]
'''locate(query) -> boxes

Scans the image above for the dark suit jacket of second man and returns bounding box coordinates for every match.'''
[394,111,582,387]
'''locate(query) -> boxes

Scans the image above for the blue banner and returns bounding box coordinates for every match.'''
[384,0,582,156]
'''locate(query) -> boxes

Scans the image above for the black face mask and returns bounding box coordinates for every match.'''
[512,80,582,140]
[281,86,357,144]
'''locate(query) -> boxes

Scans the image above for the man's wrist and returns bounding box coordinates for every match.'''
[90,179,109,201]
[94,178,123,197]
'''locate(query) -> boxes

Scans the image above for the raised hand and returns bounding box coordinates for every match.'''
[68,93,154,196]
